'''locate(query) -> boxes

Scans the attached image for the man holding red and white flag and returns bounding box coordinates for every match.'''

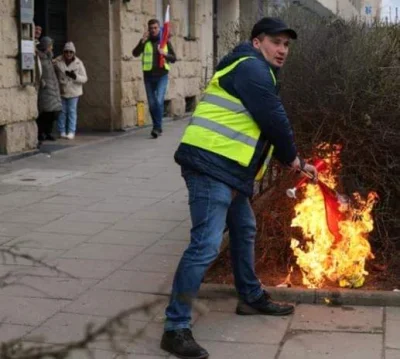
[132,4,176,138]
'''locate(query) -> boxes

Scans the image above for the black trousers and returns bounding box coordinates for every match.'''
[36,111,59,139]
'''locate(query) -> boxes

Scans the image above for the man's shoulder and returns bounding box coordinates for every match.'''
[234,57,275,85]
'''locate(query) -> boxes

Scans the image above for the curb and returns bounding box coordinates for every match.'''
[0,149,40,164]
[199,283,400,307]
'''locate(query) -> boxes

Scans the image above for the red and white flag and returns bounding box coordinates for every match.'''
[159,4,170,68]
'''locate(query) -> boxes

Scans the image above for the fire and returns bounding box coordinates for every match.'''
[290,145,378,288]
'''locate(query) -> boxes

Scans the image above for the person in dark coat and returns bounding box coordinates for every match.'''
[160,18,318,359]
[36,36,62,143]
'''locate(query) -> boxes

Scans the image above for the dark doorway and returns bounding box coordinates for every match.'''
[34,0,67,57]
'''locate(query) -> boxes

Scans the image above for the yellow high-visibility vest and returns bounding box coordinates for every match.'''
[142,41,170,71]
[181,56,276,181]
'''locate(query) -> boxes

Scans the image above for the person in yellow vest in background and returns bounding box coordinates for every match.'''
[160,18,318,359]
[133,19,177,138]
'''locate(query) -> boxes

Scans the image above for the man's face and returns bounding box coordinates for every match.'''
[35,26,42,39]
[148,22,160,37]
[253,33,291,68]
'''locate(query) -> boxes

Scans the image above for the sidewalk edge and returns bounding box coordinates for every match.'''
[199,283,400,306]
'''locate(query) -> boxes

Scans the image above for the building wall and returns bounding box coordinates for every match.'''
[67,0,112,131]
[0,1,38,154]
[217,0,240,59]
[117,0,214,129]
[297,0,361,18]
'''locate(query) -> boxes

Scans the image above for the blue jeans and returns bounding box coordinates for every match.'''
[144,74,168,131]
[164,170,263,331]
[58,97,79,134]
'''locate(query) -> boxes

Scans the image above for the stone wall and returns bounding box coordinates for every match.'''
[118,0,213,129]
[0,1,38,154]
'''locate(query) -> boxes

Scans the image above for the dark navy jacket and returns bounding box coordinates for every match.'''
[174,41,297,197]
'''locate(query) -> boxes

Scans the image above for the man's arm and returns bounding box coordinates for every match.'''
[132,39,145,57]
[232,59,297,166]
[164,41,177,63]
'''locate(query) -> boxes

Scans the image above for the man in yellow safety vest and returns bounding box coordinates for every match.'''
[133,19,176,138]
[161,17,318,359]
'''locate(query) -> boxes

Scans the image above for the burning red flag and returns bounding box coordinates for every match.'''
[289,146,378,288]
[159,4,170,68]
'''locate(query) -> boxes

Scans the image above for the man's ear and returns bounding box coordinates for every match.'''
[252,38,260,49]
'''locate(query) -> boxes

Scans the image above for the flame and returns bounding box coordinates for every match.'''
[290,145,378,288]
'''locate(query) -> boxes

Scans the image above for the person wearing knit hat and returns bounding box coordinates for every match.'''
[54,41,88,140]
[36,36,62,143]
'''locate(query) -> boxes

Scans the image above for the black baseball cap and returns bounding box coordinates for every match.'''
[251,17,297,40]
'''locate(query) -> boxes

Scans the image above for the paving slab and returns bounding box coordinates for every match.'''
[112,219,179,234]
[387,307,400,321]
[122,209,188,222]
[291,304,384,333]
[0,222,42,237]
[61,243,144,261]
[96,270,173,294]
[42,195,102,206]
[193,311,290,345]
[26,312,148,352]
[0,295,70,325]
[0,247,65,265]
[145,240,188,256]
[278,332,382,359]
[66,349,118,359]
[64,288,166,321]
[0,191,58,207]
[36,219,110,236]
[122,254,180,273]
[22,202,83,214]
[0,323,34,342]
[0,169,85,186]
[63,211,129,224]
[386,349,400,359]
[87,230,162,246]
[5,232,88,250]
[0,210,65,224]
[386,317,400,350]
[0,277,96,300]
[114,188,173,199]
[119,164,169,178]
[161,225,190,241]
[85,198,158,213]
[204,296,239,313]
[32,258,124,279]
[134,179,184,192]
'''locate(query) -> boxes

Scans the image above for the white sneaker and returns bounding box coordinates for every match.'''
[60,132,67,138]
[66,133,75,140]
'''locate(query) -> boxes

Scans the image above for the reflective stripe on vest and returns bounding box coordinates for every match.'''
[181,56,276,179]
[189,116,258,147]
[142,42,170,71]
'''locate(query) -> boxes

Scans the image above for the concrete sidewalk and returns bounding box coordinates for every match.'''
[0,119,398,359]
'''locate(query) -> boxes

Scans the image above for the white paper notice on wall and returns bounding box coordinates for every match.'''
[21,40,35,54]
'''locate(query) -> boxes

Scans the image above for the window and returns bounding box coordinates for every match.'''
[155,0,163,22]
[183,0,196,40]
